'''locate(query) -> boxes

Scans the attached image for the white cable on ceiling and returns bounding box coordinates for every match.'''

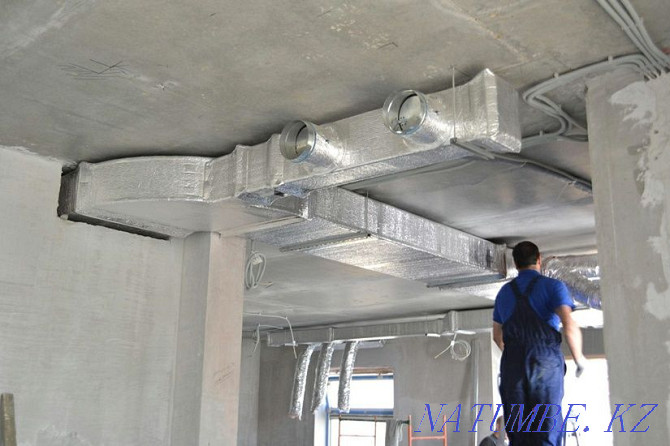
[434,332,472,361]
[522,0,668,148]
[522,54,656,148]
[244,312,298,358]
[245,242,267,290]
[596,0,670,73]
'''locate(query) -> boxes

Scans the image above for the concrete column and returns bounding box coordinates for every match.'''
[171,233,246,446]
[238,338,261,446]
[587,71,670,444]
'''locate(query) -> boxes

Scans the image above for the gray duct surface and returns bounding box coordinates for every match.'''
[288,344,317,420]
[543,255,601,309]
[310,342,336,413]
[337,341,360,413]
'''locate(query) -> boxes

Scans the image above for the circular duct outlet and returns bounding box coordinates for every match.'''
[382,90,428,135]
[279,121,317,163]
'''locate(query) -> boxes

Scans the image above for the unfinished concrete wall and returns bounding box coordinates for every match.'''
[587,71,670,444]
[0,147,184,445]
[561,327,605,358]
[257,333,496,446]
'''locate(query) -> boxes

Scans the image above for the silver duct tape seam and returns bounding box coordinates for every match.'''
[310,342,336,413]
[338,341,360,413]
[289,344,318,420]
[543,256,601,309]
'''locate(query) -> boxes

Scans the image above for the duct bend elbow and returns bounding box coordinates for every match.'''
[382,89,453,147]
[279,120,343,169]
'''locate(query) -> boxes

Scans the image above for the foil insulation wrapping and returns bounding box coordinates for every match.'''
[543,256,601,309]
[470,67,522,153]
[379,69,521,153]
[384,89,455,147]
[59,69,521,238]
[59,155,307,238]
[310,342,336,413]
[280,121,344,171]
[338,341,360,413]
[289,344,318,420]
[278,69,521,195]
[249,187,506,286]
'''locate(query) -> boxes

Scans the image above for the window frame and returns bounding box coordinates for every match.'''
[325,372,394,446]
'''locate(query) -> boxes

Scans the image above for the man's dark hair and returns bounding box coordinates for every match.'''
[512,241,540,269]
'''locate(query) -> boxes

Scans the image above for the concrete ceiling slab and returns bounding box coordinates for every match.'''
[2,0,668,163]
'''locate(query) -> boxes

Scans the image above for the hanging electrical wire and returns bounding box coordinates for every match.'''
[252,324,284,354]
[434,332,472,361]
[245,241,267,290]
[243,312,298,358]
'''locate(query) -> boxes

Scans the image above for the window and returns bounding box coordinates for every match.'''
[324,371,394,446]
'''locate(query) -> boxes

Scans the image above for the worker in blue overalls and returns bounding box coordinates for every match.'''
[493,241,586,446]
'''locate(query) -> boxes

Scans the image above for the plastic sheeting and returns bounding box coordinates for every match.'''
[385,420,405,446]
[288,344,317,420]
[543,255,601,309]
[310,342,336,413]
[337,341,360,412]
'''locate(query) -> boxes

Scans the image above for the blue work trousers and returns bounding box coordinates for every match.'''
[500,343,565,446]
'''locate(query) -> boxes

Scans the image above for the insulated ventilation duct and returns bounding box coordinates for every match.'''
[246,187,507,287]
[279,120,343,169]
[381,71,519,153]
[338,341,360,413]
[59,69,521,238]
[543,255,601,309]
[58,156,308,238]
[289,344,317,420]
[311,342,336,413]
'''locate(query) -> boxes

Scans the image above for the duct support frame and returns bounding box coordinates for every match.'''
[266,309,495,347]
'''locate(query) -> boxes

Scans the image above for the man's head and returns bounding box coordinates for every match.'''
[512,241,541,270]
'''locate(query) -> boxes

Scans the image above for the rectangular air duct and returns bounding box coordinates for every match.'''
[59,69,520,239]
[248,188,506,287]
